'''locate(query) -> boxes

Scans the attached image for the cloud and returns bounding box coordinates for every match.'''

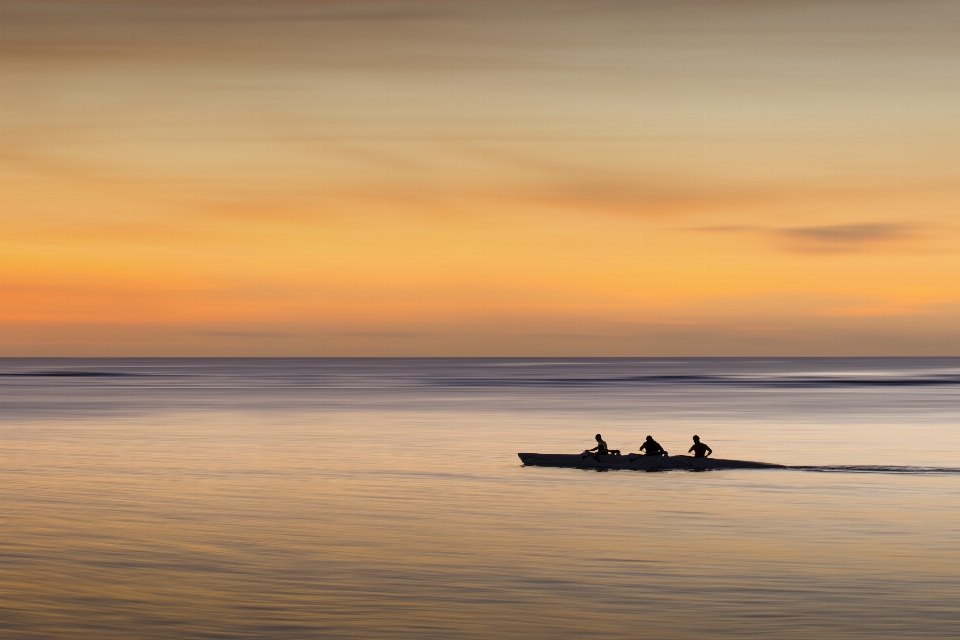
[774,223,915,253]
[698,222,920,254]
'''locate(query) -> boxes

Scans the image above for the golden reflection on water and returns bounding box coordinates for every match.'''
[3,360,960,638]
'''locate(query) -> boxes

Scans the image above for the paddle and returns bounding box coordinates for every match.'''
[629,451,669,460]
[581,449,623,461]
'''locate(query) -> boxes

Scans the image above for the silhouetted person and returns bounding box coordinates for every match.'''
[638,435,668,456]
[584,433,620,458]
[688,435,713,458]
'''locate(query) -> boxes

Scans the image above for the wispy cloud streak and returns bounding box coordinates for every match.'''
[699,222,920,254]
[776,223,916,253]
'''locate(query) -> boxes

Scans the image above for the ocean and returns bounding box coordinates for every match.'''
[2,358,959,638]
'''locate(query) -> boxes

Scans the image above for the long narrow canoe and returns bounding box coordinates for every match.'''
[518,452,784,471]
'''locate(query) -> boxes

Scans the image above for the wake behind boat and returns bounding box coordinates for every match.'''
[518,452,784,471]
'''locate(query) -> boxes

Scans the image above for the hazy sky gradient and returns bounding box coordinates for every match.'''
[2,0,959,355]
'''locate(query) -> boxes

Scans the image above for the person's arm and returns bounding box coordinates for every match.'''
[688,444,695,453]
[705,445,713,457]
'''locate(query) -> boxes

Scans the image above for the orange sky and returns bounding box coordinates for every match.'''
[1,0,958,355]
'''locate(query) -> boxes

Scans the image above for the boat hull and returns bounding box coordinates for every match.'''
[518,453,784,471]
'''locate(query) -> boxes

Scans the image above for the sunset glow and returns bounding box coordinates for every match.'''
[2,1,959,355]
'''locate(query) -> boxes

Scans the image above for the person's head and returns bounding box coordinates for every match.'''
[595,434,602,441]
[692,435,700,442]
[645,435,653,441]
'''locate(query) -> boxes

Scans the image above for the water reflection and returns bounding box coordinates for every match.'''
[2,358,959,638]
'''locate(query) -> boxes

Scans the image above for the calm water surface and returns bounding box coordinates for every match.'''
[2,358,960,638]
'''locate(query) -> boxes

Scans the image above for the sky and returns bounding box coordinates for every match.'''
[1,0,959,356]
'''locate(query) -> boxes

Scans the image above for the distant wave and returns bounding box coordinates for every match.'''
[430,373,960,389]
[791,465,960,475]
[0,370,141,377]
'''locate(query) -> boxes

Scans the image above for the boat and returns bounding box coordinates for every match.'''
[518,452,784,471]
